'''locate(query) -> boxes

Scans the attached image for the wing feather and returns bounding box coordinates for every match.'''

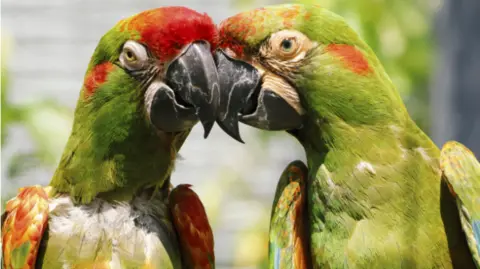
[268,160,309,269]
[2,185,51,269]
[169,184,215,269]
[440,141,480,267]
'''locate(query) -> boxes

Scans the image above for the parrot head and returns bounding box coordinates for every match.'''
[51,7,223,203]
[214,4,406,142]
[82,6,219,138]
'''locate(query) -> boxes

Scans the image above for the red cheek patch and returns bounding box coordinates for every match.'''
[326,44,371,75]
[83,62,114,97]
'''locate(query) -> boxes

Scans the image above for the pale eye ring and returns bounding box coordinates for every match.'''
[266,30,315,61]
[120,40,149,71]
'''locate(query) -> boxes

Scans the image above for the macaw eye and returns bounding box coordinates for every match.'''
[124,48,137,62]
[266,30,315,61]
[120,41,149,71]
[272,36,298,59]
[280,39,294,52]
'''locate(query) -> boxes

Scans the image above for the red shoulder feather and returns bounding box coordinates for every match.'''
[2,185,51,269]
[169,184,214,268]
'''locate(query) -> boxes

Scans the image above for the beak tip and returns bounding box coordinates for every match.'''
[217,121,244,144]
[231,133,245,144]
[201,121,215,139]
[230,134,245,144]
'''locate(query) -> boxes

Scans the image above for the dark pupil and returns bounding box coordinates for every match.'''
[281,39,293,50]
[127,51,134,58]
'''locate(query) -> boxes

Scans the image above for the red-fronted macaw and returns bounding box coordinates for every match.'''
[214,4,480,268]
[2,7,219,269]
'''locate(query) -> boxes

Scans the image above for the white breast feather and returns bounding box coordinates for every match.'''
[47,194,173,267]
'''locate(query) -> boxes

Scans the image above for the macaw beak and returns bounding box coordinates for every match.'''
[148,41,220,138]
[214,49,303,143]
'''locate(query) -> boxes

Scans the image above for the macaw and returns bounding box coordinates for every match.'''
[213,4,480,268]
[2,7,219,269]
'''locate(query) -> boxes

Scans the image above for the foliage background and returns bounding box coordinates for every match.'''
[1,0,478,268]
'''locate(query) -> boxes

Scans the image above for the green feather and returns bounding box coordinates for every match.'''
[268,160,309,269]
[11,242,30,268]
[441,141,480,267]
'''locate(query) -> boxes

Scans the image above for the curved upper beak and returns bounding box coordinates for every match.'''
[214,49,303,143]
[148,41,220,138]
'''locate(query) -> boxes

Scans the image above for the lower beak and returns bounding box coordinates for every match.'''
[149,41,220,138]
[215,49,303,143]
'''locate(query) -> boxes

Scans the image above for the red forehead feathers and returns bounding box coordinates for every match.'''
[218,5,308,59]
[123,7,217,62]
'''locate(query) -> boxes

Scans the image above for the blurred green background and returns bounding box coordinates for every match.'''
[2,0,479,268]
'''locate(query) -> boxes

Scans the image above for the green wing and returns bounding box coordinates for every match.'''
[268,160,309,269]
[440,141,480,267]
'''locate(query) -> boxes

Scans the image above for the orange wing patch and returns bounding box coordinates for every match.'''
[2,185,51,269]
[169,184,214,269]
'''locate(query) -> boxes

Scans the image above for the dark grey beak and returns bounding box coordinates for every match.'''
[149,41,220,138]
[214,50,261,143]
[215,49,302,143]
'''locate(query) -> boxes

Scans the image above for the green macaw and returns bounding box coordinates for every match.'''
[2,7,219,269]
[213,4,480,268]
